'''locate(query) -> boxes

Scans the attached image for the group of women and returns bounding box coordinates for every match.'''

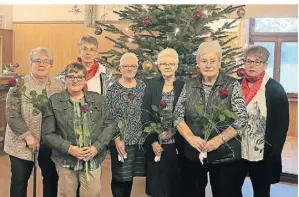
[4,35,289,197]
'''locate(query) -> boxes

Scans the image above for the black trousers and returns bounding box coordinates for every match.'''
[177,145,207,197]
[9,144,58,197]
[237,159,271,197]
[145,143,180,197]
[182,159,243,197]
[111,179,133,197]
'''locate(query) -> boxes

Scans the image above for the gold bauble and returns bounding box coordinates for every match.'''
[142,61,153,72]
[237,8,246,18]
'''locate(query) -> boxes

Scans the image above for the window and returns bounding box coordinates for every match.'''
[249,18,298,96]
[254,18,297,33]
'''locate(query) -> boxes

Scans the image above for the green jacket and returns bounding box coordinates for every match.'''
[42,90,116,168]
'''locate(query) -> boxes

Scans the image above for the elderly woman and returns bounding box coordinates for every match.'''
[142,48,203,197]
[4,47,64,197]
[237,46,289,197]
[56,35,112,95]
[42,63,115,197]
[174,40,248,197]
[106,53,146,197]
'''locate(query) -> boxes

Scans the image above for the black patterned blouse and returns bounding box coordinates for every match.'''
[106,80,146,145]
[160,90,176,144]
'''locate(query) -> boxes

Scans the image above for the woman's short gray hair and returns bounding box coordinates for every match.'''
[196,40,222,62]
[120,53,139,66]
[64,62,87,79]
[244,46,270,63]
[29,47,53,65]
[157,48,179,63]
[78,35,98,49]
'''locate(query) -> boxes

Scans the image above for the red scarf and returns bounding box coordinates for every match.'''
[77,57,99,90]
[241,72,265,104]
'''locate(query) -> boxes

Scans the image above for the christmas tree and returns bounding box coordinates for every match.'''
[98,5,245,78]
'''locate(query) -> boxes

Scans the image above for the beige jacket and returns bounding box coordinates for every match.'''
[4,74,64,161]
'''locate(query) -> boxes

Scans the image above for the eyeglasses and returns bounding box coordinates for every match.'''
[80,46,97,52]
[32,59,52,65]
[121,65,138,70]
[199,59,217,66]
[66,75,85,81]
[244,59,265,66]
[159,62,177,67]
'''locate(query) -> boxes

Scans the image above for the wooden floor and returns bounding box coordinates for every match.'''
[0,136,297,197]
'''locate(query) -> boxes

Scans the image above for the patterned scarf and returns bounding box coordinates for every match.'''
[241,72,265,104]
[77,57,99,90]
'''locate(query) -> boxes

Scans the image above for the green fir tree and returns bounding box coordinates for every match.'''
[98,5,245,78]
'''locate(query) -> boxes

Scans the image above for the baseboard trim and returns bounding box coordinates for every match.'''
[280,173,298,184]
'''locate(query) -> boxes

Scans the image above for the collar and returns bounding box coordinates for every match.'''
[77,57,106,74]
[60,89,94,104]
[158,76,181,85]
[30,73,51,87]
[194,71,224,88]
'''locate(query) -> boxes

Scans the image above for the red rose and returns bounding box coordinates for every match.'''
[80,104,88,113]
[159,100,167,109]
[219,88,229,99]
[7,78,17,87]
[236,68,246,77]
[127,93,136,100]
[191,73,198,78]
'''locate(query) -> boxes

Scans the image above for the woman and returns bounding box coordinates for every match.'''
[42,63,116,197]
[142,48,203,197]
[106,53,146,197]
[238,46,289,197]
[4,47,64,197]
[56,35,113,95]
[174,40,248,197]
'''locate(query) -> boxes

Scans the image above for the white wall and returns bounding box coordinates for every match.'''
[13,5,85,22]
[0,5,13,29]
[11,4,298,23]
[12,4,126,22]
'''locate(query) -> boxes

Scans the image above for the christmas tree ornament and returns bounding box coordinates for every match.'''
[237,8,245,18]
[142,61,153,72]
[143,17,152,27]
[236,68,246,77]
[94,25,103,35]
[101,56,107,62]
[191,73,198,78]
[194,9,207,20]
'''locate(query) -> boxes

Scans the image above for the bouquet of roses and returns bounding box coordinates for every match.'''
[143,99,178,162]
[74,103,94,181]
[194,88,238,164]
[7,77,49,116]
